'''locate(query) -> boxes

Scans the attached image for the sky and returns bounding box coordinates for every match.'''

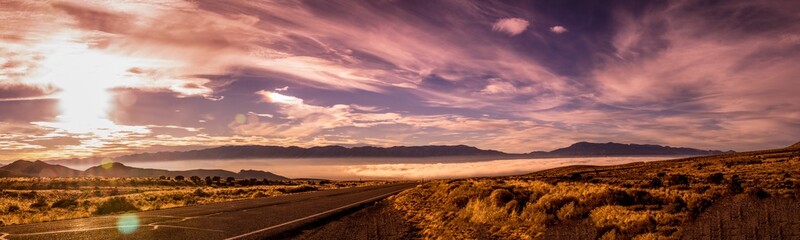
[1,0,799,162]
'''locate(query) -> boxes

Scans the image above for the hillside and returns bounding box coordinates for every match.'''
[0,160,289,180]
[0,160,84,177]
[530,142,728,157]
[788,141,800,149]
[395,146,800,239]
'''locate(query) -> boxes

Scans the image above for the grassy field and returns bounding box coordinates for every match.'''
[392,148,800,239]
[0,177,385,226]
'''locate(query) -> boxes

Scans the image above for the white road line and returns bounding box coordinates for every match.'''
[149,225,225,232]
[223,187,408,240]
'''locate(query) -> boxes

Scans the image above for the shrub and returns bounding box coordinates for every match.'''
[569,173,583,181]
[489,189,514,207]
[52,198,79,209]
[648,178,662,188]
[109,188,120,196]
[193,188,210,197]
[95,197,139,215]
[30,198,48,209]
[664,197,686,213]
[556,201,583,221]
[461,199,507,224]
[252,191,268,198]
[6,204,20,213]
[667,174,689,186]
[449,195,470,209]
[599,229,621,240]
[503,199,520,213]
[277,185,318,193]
[748,188,770,199]
[590,206,656,235]
[728,175,744,194]
[705,173,724,184]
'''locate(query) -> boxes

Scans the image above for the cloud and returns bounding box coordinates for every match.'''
[549,25,568,34]
[227,91,566,153]
[492,18,530,36]
[345,157,672,179]
[2,0,799,161]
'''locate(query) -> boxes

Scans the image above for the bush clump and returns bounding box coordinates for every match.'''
[6,204,20,213]
[705,173,724,184]
[30,198,48,209]
[277,185,318,193]
[51,198,79,209]
[489,189,515,207]
[667,174,689,186]
[648,178,663,188]
[193,188,210,197]
[94,197,139,215]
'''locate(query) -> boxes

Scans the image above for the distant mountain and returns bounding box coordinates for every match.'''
[111,145,507,162]
[40,142,732,167]
[236,169,288,180]
[530,142,729,157]
[0,160,288,180]
[0,160,84,177]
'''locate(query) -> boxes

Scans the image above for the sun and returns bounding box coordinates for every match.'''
[25,31,164,134]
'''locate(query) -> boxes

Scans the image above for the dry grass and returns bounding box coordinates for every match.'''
[0,177,388,226]
[393,148,800,239]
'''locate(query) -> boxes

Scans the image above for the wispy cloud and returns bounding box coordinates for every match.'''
[1,0,799,161]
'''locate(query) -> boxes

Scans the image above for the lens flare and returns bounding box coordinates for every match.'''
[101,158,115,170]
[235,114,247,124]
[116,213,140,234]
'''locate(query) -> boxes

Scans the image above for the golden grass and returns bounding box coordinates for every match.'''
[392,148,800,239]
[0,178,387,226]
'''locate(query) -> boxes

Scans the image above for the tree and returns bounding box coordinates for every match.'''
[174,176,185,181]
[226,177,236,183]
[212,176,221,183]
[190,176,201,184]
[204,176,213,186]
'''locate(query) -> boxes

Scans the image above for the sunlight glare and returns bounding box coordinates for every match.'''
[26,31,173,135]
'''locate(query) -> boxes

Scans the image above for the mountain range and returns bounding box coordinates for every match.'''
[528,142,731,157]
[0,160,288,180]
[41,142,731,166]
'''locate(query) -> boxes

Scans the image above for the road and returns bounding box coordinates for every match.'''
[0,183,417,240]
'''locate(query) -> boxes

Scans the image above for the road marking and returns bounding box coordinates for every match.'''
[223,186,410,240]
[150,224,225,232]
[0,223,225,238]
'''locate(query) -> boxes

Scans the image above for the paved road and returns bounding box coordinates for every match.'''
[0,183,417,240]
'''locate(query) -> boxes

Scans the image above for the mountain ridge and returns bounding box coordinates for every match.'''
[39,142,732,165]
[111,145,506,162]
[531,142,731,157]
[0,160,289,180]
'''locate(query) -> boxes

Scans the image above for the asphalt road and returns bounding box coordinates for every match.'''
[0,183,417,240]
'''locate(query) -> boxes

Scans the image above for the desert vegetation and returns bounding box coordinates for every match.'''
[0,177,384,226]
[392,148,800,239]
